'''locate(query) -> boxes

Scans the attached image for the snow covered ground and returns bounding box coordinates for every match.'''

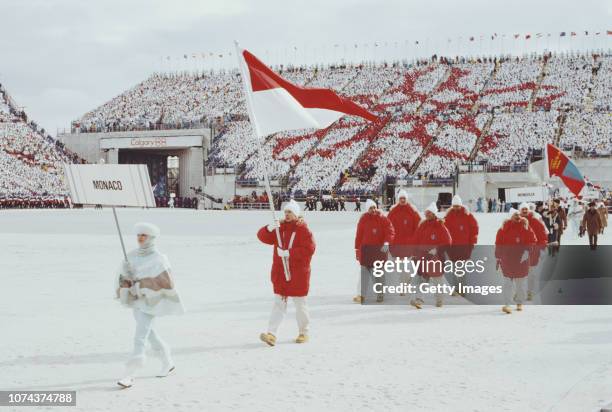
[1,209,612,412]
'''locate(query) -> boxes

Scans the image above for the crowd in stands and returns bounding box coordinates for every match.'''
[29,50,609,201]
[476,111,559,166]
[228,52,607,193]
[1,83,84,205]
[592,54,612,112]
[74,72,244,133]
[0,196,70,209]
[561,112,611,155]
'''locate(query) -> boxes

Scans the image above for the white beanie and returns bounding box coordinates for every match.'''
[397,190,408,201]
[518,202,529,211]
[425,202,438,215]
[365,199,377,211]
[451,195,462,206]
[134,222,160,237]
[508,208,519,217]
[283,199,301,216]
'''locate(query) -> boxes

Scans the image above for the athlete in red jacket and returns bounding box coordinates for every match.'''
[411,202,452,309]
[495,208,537,314]
[387,189,421,259]
[354,199,395,303]
[257,200,316,346]
[443,195,478,294]
[519,202,547,301]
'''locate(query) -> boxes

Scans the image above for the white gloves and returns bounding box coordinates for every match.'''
[380,243,389,253]
[129,281,141,297]
[428,247,438,255]
[277,248,290,258]
[267,221,280,232]
[520,250,529,263]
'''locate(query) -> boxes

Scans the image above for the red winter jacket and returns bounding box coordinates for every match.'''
[525,213,548,245]
[257,220,316,297]
[387,203,421,258]
[495,218,537,278]
[387,203,421,244]
[413,218,452,277]
[444,207,478,261]
[355,211,395,267]
[525,213,547,266]
[444,207,478,245]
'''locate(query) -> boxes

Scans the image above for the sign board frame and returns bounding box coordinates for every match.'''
[63,164,156,207]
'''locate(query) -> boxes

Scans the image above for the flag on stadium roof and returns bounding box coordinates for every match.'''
[546,143,586,197]
[235,44,378,138]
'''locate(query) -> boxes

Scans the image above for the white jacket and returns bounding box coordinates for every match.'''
[115,248,185,316]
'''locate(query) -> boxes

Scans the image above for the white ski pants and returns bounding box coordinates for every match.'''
[503,277,526,306]
[127,308,172,372]
[267,294,310,335]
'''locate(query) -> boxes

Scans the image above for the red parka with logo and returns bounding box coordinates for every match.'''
[413,218,452,277]
[494,218,537,278]
[387,203,421,258]
[257,219,316,297]
[355,211,395,267]
[444,206,478,261]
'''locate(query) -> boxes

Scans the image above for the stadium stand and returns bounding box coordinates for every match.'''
[71,51,612,195]
[0,82,83,206]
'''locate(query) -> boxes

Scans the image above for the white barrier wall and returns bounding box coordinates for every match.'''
[204,173,236,203]
[396,186,452,211]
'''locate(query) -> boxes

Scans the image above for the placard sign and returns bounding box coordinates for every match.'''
[505,186,548,203]
[63,164,156,207]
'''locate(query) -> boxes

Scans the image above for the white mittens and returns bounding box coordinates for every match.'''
[277,248,290,258]
[520,250,529,263]
[129,281,141,297]
[267,221,280,232]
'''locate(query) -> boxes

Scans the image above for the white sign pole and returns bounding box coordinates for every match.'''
[234,40,291,282]
[112,207,128,261]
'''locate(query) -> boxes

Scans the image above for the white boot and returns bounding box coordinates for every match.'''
[118,356,142,388]
[157,362,175,378]
[156,351,175,378]
[117,376,134,388]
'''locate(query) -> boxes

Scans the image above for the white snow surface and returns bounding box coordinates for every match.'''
[1,209,612,412]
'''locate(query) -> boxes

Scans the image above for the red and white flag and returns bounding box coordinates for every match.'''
[235,44,378,138]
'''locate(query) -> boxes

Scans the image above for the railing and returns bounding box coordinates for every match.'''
[459,163,529,173]
[403,178,454,187]
[62,121,212,135]
[230,202,270,210]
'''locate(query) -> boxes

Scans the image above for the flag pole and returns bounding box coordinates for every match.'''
[112,206,128,262]
[234,40,291,281]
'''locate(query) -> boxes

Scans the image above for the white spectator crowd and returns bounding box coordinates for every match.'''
[1,84,82,201]
[3,51,608,203]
